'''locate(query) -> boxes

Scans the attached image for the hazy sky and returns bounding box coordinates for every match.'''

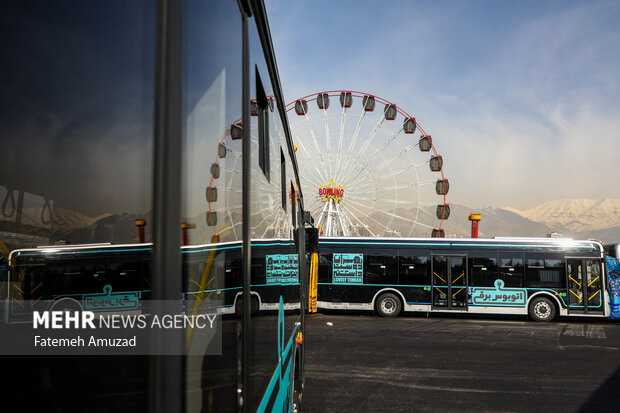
[266,0,620,210]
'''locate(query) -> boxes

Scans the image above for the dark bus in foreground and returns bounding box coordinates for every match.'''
[7,236,310,411]
[7,239,304,317]
[316,237,609,322]
[1,0,310,411]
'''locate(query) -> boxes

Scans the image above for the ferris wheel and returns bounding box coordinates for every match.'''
[286,90,449,238]
[202,90,449,242]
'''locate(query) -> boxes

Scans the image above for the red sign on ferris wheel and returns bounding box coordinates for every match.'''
[319,179,344,202]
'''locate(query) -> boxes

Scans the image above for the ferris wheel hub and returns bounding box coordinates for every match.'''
[318,179,344,203]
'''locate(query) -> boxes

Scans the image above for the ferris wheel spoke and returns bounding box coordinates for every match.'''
[347,188,378,199]
[339,154,380,186]
[220,166,242,176]
[384,140,421,165]
[229,149,242,158]
[292,128,326,182]
[298,154,328,185]
[347,198,417,224]
[314,201,330,231]
[341,200,372,223]
[339,205,362,237]
[340,152,397,188]
[303,112,331,182]
[334,106,347,182]
[348,179,378,196]
[339,204,377,237]
[348,144,419,187]
[254,206,282,236]
[337,107,367,180]
[338,158,373,185]
[297,163,327,190]
[416,180,436,187]
[259,213,278,237]
[354,128,406,179]
[342,164,381,190]
[353,196,414,205]
[366,126,404,162]
[252,208,277,234]
[322,110,333,178]
[355,116,388,166]
[412,221,434,230]
[343,170,375,189]
[216,209,243,240]
[342,171,377,191]
[332,202,350,236]
[344,200,401,237]
[216,219,242,240]
[346,107,367,157]
[391,161,429,176]
[297,160,325,184]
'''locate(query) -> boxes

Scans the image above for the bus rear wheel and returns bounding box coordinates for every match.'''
[235,295,259,317]
[50,297,82,312]
[376,293,402,317]
[529,296,556,322]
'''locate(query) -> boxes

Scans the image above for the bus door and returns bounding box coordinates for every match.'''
[432,255,467,310]
[566,258,604,315]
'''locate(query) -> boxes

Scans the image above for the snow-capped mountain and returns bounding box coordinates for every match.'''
[2,199,619,250]
[504,199,620,233]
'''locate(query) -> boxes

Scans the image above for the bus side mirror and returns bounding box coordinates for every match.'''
[305,227,319,254]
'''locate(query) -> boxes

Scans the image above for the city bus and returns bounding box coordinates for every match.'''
[0,0,310,411]
[6,238,303,318]
[315,237,609,322]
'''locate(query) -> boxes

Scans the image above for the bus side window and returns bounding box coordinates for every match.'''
[252,249,267,286]
[468,253,498,287]
[318,253,332,283]
[498,253,524,287]
[183,259,202,293]
[108,255,141,292]
[23,267,44,300]
[542,258,565,288]
[398,252,430,286]
[46,260,83,296]
[365,250,398,285]
[526,254,566,289]
[225,251,242,288]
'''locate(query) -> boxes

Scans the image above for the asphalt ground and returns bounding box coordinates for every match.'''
[300,312,620,413]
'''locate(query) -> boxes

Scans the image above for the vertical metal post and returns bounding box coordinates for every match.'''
[151,0,183,412]
[241,10,251,413]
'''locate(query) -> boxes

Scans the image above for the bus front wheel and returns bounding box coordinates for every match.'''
[376,293,402,317]
[529,296,556,322]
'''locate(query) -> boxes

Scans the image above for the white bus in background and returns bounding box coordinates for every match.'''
[316,237,609,322]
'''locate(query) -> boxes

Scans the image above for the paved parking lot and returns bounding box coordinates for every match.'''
[300,313,620,412]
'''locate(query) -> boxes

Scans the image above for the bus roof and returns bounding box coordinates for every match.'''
[317,236,603,251]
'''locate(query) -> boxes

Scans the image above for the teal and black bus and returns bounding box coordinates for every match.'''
[8,239,305,317]
[316,236,609,322]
